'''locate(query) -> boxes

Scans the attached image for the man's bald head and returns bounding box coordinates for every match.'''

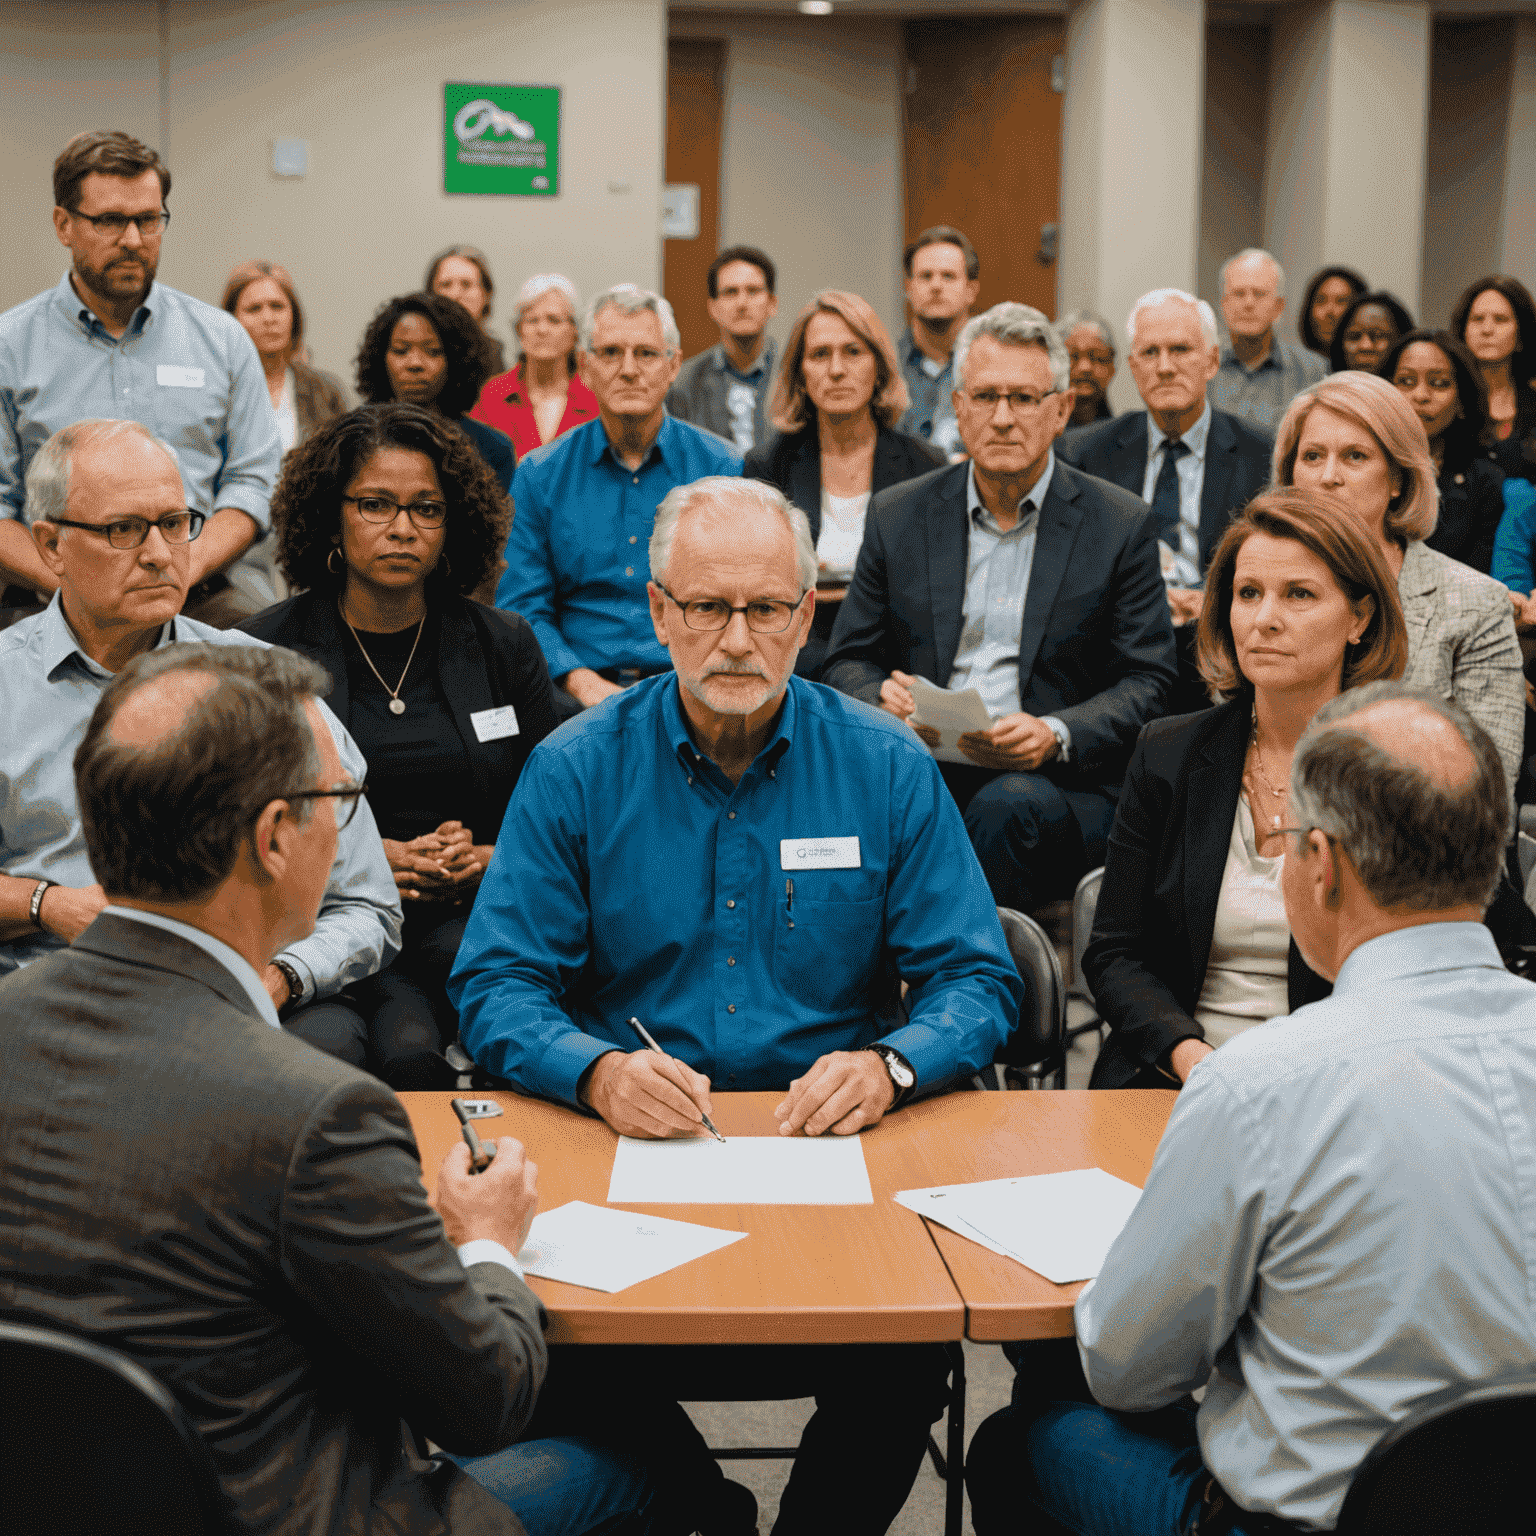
[1327,696,1480,795]
[106,667,218,751]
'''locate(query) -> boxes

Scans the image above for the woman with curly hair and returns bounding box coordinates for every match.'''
[355,291,515,494]
[239,403,558,1086]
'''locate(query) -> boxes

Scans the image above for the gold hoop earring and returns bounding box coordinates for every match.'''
[327,546,345,575]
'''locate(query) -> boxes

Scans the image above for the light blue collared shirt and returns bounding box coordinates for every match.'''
[0,595,401,998]
[1077,922,1536,1529]
[1141,403,1212,575]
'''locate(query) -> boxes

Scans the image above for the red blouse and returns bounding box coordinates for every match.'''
[469,366,599,462]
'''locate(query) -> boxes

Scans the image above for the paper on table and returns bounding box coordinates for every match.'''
[905,675,994,765]
[608,1135,874,1205]
[895,1168,1143,1284]
[516,1200,747,1293]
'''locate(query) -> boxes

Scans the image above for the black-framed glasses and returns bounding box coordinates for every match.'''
[656,583,808,634]
[48,510,205,549]
[67,207,170,237]
[280,779,369,830]
[343,495,449,529]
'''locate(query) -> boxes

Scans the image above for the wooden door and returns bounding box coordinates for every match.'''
[903,17,1065,318]
[664,37,726,361]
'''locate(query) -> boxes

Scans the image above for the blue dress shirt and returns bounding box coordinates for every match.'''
[449,674,1021,1105]
[495,415,742,680]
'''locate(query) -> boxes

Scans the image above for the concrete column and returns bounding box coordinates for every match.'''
[1499,15,1536,298]
[1264,1,1431,315]
[1057,0,1205,415]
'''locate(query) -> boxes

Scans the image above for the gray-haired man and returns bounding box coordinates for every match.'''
[1212,247,1326,431]
[1055,309,1118,431]
[496,284,741,712]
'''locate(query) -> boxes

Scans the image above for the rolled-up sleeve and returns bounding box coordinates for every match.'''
[210,323,280,532]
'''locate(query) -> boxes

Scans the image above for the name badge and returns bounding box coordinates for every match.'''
[156,365,205,388]
[471,705,520,743]
[780,836,861,871]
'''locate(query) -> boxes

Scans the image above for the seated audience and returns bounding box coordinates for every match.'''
[1055,309,1118,430]
[1084,491,1407,1090]
[1211,248,1326,432]
[496,285,741,712]
[453,474,1019,1536]
[744,289,942,678]
[426,243,508,374]
[471,273,597,459]
[0,640,662,1536]
[825,302,1177,913]
[1298,263,1367,359]
[356,291,514,494]
[665,245,779,453]
[239,404,558,1088]
[1328,288,1414,374]
[1453,273,1536,484]
[896,224,981,453]
[968,682,1535,1536]
[1490,475,1536,610]
[1382,327,1505,573]
[1274,370,1525,801]
[0,419,400,1066]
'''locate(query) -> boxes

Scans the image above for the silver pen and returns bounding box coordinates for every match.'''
[626,1016,726,1143]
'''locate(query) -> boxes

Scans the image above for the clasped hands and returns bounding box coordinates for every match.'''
[582,1047,896,1140]
[383,820,494,902]
[878,670,1059,771]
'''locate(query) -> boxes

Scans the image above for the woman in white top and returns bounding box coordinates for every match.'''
[1084,489,1408,1089]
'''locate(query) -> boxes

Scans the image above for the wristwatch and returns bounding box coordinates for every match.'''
[271,958,305,1015]
[29,879,54,928]
[865,1042,916,1109]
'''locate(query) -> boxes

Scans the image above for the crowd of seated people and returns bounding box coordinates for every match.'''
[7,119,1536,1536]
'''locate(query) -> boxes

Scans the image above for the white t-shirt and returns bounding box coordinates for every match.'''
[816,489,871,581]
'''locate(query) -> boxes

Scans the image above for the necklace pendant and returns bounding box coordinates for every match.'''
[389,698,406,716]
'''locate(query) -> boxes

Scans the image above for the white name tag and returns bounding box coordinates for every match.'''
[471,705,520,743]
[780,836,861,870]
[156,365,205,388]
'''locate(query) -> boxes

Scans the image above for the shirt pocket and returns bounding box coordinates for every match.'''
[773,893,885,1015]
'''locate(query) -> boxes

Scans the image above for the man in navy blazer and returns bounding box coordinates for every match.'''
[825,303,1176,912]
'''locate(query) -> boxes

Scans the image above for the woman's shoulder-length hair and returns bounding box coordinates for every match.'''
[768,290,910,434]
[222,259,305,351]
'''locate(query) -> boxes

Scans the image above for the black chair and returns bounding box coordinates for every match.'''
[994,906,1066,1089]
[1335,1372,1536,1533]
[0,1319,225,1535]
[1063,865,1106,1050]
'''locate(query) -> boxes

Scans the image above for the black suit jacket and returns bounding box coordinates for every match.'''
[1426,456,1505,574]
[0,913,546,1535]
[823,458,1177,792]
[1057,408,1274,571]
[743,422,945,542]
[1083,701,1331,1089]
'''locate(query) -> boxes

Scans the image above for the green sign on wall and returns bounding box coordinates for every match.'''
[444,83,561,197]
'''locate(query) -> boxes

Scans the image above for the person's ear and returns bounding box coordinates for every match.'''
[794,587,817,650]
[32,521,67,577]
[1312,829,1344,910]
[250,798,297,885]
[647,580,671,649]
[53,206,73,249]
[1348,593,1375,645]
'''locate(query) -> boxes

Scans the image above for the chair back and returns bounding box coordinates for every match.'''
[1335,1372,1536,1533]
[994,906,1065,1088]
[0,1320,225,1535]
[1070,865,1104,996]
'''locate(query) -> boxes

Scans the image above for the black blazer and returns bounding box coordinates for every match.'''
[0,913,546,1535]
[1426,456,1505,574]
[1083,701,1331,1089]
[1057,408,1275,572]
[458,414,516,494]
[744,422,945,543]
[823,458,1178,792]
[240,591,558,845]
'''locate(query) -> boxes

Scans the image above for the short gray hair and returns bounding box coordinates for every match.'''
[25,419,181,526]
[1054,309,1116,356]
[512,272,580,331]
[650,477,817,593]
[580,284,681,354]
[1289,681,1509,912]
[953,302,1069,394]
[1126,289,1220,351]
[1219,247,1286,298]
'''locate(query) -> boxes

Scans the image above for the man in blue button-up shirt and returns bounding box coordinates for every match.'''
[456,474,1018,1536]
[496,285,740,712]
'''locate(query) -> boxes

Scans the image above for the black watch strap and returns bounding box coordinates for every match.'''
[271,958,304,1015]
[866,1043,916,1108]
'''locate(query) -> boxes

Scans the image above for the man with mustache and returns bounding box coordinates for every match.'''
[452,475,1020,1536]
[0,130,281,629]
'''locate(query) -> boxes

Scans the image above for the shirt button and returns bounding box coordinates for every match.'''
[727,1004,736,1013]
[726,900,735,909]
[625,566,634,576]
[727,957,735,966]
[632,475,639,485]
[629,535,638,544]
[727,811,736,819]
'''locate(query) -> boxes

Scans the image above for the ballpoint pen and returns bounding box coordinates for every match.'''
[626,1016,726,1143]
[450,1097,496,1173]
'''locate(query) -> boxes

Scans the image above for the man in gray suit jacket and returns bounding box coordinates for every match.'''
[0,643,660,1536]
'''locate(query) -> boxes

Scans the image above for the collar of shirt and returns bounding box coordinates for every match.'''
[712,337,776,384]
[39,590,177,682]
[592,413,679,477]
[965,449,1055,532]
[660,672,795,786]
[1147,402,1212,463]
[100,904,281,1027]
[53,268,153,341]
[901,327,952,378]
[1332,920,1505,996]
[1219,339,1279,376]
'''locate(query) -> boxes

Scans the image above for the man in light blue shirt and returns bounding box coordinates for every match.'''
[0,419,399,1064]
[0,131,280,625]
[967,682,1536,1536]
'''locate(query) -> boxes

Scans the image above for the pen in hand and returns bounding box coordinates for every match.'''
[451,1097,496,1173]
[626,1016,726,1143]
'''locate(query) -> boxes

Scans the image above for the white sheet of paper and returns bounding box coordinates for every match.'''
[895,1168,1144,1284]
[608,1135,874,1205]
[515,1200,747,1293]
[904,675,994,765]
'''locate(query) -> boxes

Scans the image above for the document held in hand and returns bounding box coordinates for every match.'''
[903,675,994,765]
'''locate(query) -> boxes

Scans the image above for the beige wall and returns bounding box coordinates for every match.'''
[1499,14,1536,300]
[3,0,667,384]
[667,10,904,357]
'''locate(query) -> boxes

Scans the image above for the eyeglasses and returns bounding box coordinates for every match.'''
[67,208,170,237]
[589,344,672,370]
[280,778,369,830]
[963,389,1060,414]
[47,510,205,549]
[656,583,808,634]
[343,495,449,528]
